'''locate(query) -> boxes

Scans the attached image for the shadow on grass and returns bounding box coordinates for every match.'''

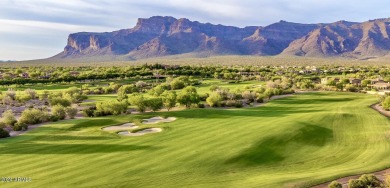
[225,122,333,167]
[68,118,120,130]
[28,135,119,142]
[0,143,158,154]
[163,106,324,120]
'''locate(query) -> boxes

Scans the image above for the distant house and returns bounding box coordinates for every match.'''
[369,82,390,90]
[20,72,29,78]
[69,71,80,77]
[321,78,328,85]
[349,78,361,86]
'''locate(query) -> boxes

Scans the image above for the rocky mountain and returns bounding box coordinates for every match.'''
[282,18,390,58]
[53,16,390,59]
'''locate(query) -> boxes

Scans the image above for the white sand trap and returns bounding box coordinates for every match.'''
[102,123,138,131]
[118,128,162,136]
[142,116,177,124]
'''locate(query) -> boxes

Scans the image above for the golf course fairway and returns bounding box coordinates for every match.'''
[0,92,389,188]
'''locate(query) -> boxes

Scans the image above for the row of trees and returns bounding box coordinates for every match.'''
[3,63,389,86]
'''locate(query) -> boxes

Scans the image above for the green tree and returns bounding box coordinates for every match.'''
[148,84,167,97]
[146,98,163,112]
[161,90,177,111]
[177,86,200,108]
[170,79,185,90]
[117,85,138,101]
[128,94,147,112]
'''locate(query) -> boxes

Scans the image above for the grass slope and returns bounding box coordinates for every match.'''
[0,92,389,188]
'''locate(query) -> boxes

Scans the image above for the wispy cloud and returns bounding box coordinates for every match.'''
[0,0,390,60]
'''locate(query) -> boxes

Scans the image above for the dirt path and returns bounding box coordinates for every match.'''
[8,122,51,137]
[371,103,390,118]
[311,168,390,188]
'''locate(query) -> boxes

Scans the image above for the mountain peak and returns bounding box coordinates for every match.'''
[53,16,390,60]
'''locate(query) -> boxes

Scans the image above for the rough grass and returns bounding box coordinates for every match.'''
[0,92,389,188]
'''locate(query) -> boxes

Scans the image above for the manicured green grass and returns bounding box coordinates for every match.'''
[0,92,389,188]
[195,79,264,94]
[81,94,118,106]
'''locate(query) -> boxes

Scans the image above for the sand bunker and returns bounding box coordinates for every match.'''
[142,117,177,124]
[102,123,138,131]
[118,128,162,136]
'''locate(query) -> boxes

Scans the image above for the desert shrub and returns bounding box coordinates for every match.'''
[65,107,78,119]
[235,102,243,108]
[358,174,382,187]
[328,180,342,188]
[0,121,5,128]
[197,103,205,108]
[83,106,96,117]
[96,100,128,115]
[345,84,358,92]
[0,128,10,138]
[348,179,364,188]
[24,89,37,99]
[206,92,223,107]
[226,100,237,107]
[15,93,31,102]
[209,85,220,92]
[199,93,209,101]
[2,95,13,105]
[51,105,66,120]
[12,122,28,131]
[1,110,17,126]
[382,96,390,110]
[135,81,147,89]
[5,90,16,100]
[385,175,390,188]
[49,97,71,107]
[19,108,48,125]
[242,90,256,102]
[49,115,60,122]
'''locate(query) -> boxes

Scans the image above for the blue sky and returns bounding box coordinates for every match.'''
[0,0,389,60]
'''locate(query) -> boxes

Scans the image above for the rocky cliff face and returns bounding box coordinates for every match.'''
[54,16,390,59]
[282,19,390,58]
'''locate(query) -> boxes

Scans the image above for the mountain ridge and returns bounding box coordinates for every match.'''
[53,16,390,60]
